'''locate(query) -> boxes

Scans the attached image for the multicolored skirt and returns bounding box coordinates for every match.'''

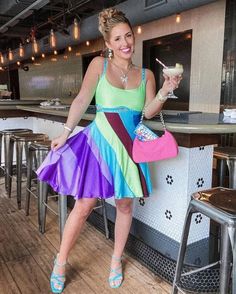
[37,106,152,199]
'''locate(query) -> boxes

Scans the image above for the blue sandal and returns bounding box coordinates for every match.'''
[108,255,123,289]
[50,254,66,293]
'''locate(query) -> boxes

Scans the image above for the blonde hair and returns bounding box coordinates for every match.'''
[98,7,132,41]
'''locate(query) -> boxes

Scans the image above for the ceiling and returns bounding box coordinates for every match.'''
[0,0,127,53]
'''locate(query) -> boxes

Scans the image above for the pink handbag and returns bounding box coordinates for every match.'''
[132,111,179,163]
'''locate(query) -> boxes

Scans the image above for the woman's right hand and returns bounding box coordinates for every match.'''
[51,133,68,151]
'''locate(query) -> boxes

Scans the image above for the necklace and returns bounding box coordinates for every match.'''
[111,61,133,84]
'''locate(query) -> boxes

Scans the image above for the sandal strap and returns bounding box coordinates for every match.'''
[110,266,122,275]
[112,254,122,261]
[51,273,65,284]
[51,272,65,279]
[109,273,122,282]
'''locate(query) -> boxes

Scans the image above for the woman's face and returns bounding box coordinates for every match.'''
[106,22,134,60]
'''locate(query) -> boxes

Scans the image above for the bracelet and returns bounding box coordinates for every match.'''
[64,125,73,133]
[156,90,168,103]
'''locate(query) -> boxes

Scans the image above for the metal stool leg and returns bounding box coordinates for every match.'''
[219,225,232,294]
[4,134,11,192]
[38,180,48,233]
[218,159,227,187]
[0,133,2,175]
[6,137,14,197]
[101,199,109,239]
[228,226,236,294]
[172,204,194,294]
[16,141,24,209]
[25,147,33,215]
[58,195,67,241]
[37,148,49,233]
[227,158,236,189]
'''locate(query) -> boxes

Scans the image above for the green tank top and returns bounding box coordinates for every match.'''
[95,58,146,111]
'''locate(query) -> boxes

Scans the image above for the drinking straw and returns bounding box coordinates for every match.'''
[155,58,168,69]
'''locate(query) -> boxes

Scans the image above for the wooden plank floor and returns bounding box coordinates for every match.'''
[0,177,172,294]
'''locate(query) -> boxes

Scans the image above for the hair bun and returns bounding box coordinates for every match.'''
[98,7,126,39]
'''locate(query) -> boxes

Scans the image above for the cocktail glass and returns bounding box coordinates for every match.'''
[163,63,184,99]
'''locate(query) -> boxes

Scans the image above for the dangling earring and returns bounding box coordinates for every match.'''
[108,48,113,59]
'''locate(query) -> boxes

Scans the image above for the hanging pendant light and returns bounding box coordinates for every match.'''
[73,18,80,40]
[176,13,181,23]
[8,49,13,61]
[50,29,56,48]
[137,26,142,34]
[19,43,24,58]
[32,37,39,54]
[0,53,4,64]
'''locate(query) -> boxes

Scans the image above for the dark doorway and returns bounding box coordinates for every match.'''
[143,30,192,110]
[82,50,102,105]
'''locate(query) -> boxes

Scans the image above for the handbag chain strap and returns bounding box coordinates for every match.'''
[141,108,166,130]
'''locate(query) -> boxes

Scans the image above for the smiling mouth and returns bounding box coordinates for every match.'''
[121,48,131,53]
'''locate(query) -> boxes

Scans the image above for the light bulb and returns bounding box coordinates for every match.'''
[68,46,72,52]
[0,53,4,64]
[8,49,13,61]
[176,13,181,23]
[31,56,35,61]
[50,29,56,48]
[32,37,39,54]
[17,61,20,66]
[19,43,24,58]
[41,53,45,58]
[86,41,90,46]
[137,26,142,34]
[73,18,80,40]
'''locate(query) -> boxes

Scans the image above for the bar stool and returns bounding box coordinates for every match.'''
[25,140,67,239]
[8,133,48,209]
[214,147,236,188]
[0,128,33,190]
[25,141,110,240]
[172,187,236,294]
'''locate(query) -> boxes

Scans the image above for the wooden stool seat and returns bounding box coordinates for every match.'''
[214,146,236,159]
[195,187,236,214]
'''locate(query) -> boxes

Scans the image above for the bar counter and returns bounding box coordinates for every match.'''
[1,104,235,292]
[14,104,236,134]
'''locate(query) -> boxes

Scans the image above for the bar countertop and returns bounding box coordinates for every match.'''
[0,99,42,110]
[15,105,236,134]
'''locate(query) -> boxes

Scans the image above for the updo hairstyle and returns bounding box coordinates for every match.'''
[98,7,132,41]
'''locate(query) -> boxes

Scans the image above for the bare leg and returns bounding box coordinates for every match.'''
[55,198,97,273]
[109,198,133,288]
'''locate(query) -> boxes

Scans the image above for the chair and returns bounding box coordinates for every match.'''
[7,133,48,208]
[172,187,236,294]
[25,141,109,241]
[0,128,32,190]
[214,146,236,188]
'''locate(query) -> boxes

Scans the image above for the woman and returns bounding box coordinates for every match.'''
[37,7,181,293]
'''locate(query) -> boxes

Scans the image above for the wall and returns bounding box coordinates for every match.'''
[19,0,226,113]
[19,39,104,104]
[133,0,226,113]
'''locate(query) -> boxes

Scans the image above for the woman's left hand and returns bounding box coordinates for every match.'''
[161,74,182,95]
